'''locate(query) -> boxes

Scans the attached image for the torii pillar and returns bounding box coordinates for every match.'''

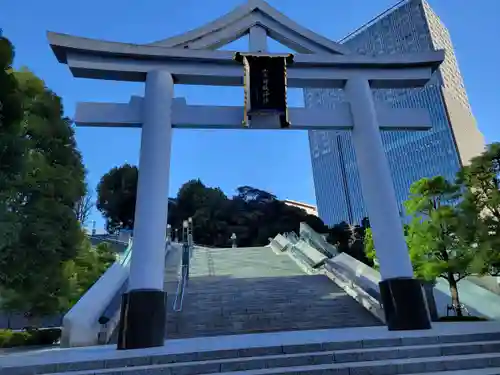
[115,71,173,349]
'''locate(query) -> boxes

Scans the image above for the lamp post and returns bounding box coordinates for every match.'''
[182,220,189,244]
[230,233,237,248]
[91,220,96,236]
[181,220,190,281]
[188,217,193,248]
[166,224,171,248]
[174,228,179,243]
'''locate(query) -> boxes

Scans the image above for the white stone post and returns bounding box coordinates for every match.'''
[345,76,431,331]
[117,70,173,349]
[249,25,267,53]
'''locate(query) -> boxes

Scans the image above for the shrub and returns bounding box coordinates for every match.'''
[0,328,61,348]
[0,330,14,347]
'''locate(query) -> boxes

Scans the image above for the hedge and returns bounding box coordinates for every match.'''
[0,327,61,348]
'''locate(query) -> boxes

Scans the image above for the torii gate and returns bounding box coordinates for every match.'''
[48,0,444,350]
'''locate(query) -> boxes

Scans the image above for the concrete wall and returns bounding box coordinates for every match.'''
[441,88,486,166]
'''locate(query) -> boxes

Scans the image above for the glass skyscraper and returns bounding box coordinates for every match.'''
[305,0,485,226]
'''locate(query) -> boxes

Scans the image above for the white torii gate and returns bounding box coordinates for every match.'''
[48,0,444,350]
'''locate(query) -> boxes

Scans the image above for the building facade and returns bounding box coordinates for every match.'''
[305,0,485,226]
[283,199,319,217]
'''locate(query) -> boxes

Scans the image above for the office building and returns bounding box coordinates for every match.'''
[305,0,485,225]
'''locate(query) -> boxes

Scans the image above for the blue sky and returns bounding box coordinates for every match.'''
[2,0,499,230]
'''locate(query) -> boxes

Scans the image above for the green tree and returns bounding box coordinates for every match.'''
[95,242,117,268]
[96,163,138,233]
[173,179,227,223]
[404,176,477,316]
[168,179,230,245]
[75,181,94,227]
[457,143,500,274]
[56,239,117,309]
[0,63,86,320]
[67,240,116,302]
[363,227,376,267]
[95,164,329,247]
[0,37,24,188]
[329,219,373,265]
[327,221,353,254]
[0,37,25,253]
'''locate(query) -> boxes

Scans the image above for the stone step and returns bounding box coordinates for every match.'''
[412,369,500,375]
[177,298,345,306]
[166,245,383,339]
[41,353,500,375]
[181,282,339,292]
[171,305,362,316]
[208,353,500,375]
[9,338,500,375]
[165,325,378,339]
[168,309,373,323]
[166,302,381,338]
[187,247,304,279]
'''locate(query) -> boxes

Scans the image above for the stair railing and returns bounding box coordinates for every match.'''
[173,242,191,312]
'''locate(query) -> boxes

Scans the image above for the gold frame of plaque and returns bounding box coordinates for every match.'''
[234,52,294,128]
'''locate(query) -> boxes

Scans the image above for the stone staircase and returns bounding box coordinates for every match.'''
[3,241,500,374]
[166,246,382,339]
[3,326,500,374]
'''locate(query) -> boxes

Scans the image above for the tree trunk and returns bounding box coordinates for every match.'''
[448,274,463,317]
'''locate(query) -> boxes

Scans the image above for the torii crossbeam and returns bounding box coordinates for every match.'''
[74,96,432,131]
[48,0,444,350]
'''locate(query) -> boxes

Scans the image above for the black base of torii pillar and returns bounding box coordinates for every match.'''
[117,290,166,350]
[379,278,432,330]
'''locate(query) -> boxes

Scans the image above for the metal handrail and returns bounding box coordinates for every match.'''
[173,265,189,312]
[172,243,191,312]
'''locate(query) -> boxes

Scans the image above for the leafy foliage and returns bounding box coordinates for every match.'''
[96,164,138,233]
[457,142,500,274]
[0,37,24,194]
[0,238,117,321]
[0,68,85,291]
[75,182,94,226]
[0,37,87,320]
[327,219,373,265]
[404,176,482,315]
[0,328,61,348]
[96,166,329,247]
[0,37,25,256]
[363,227,376,267]
[364,176,486,316]
[361,143,500,316]
[61,240,116,307]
